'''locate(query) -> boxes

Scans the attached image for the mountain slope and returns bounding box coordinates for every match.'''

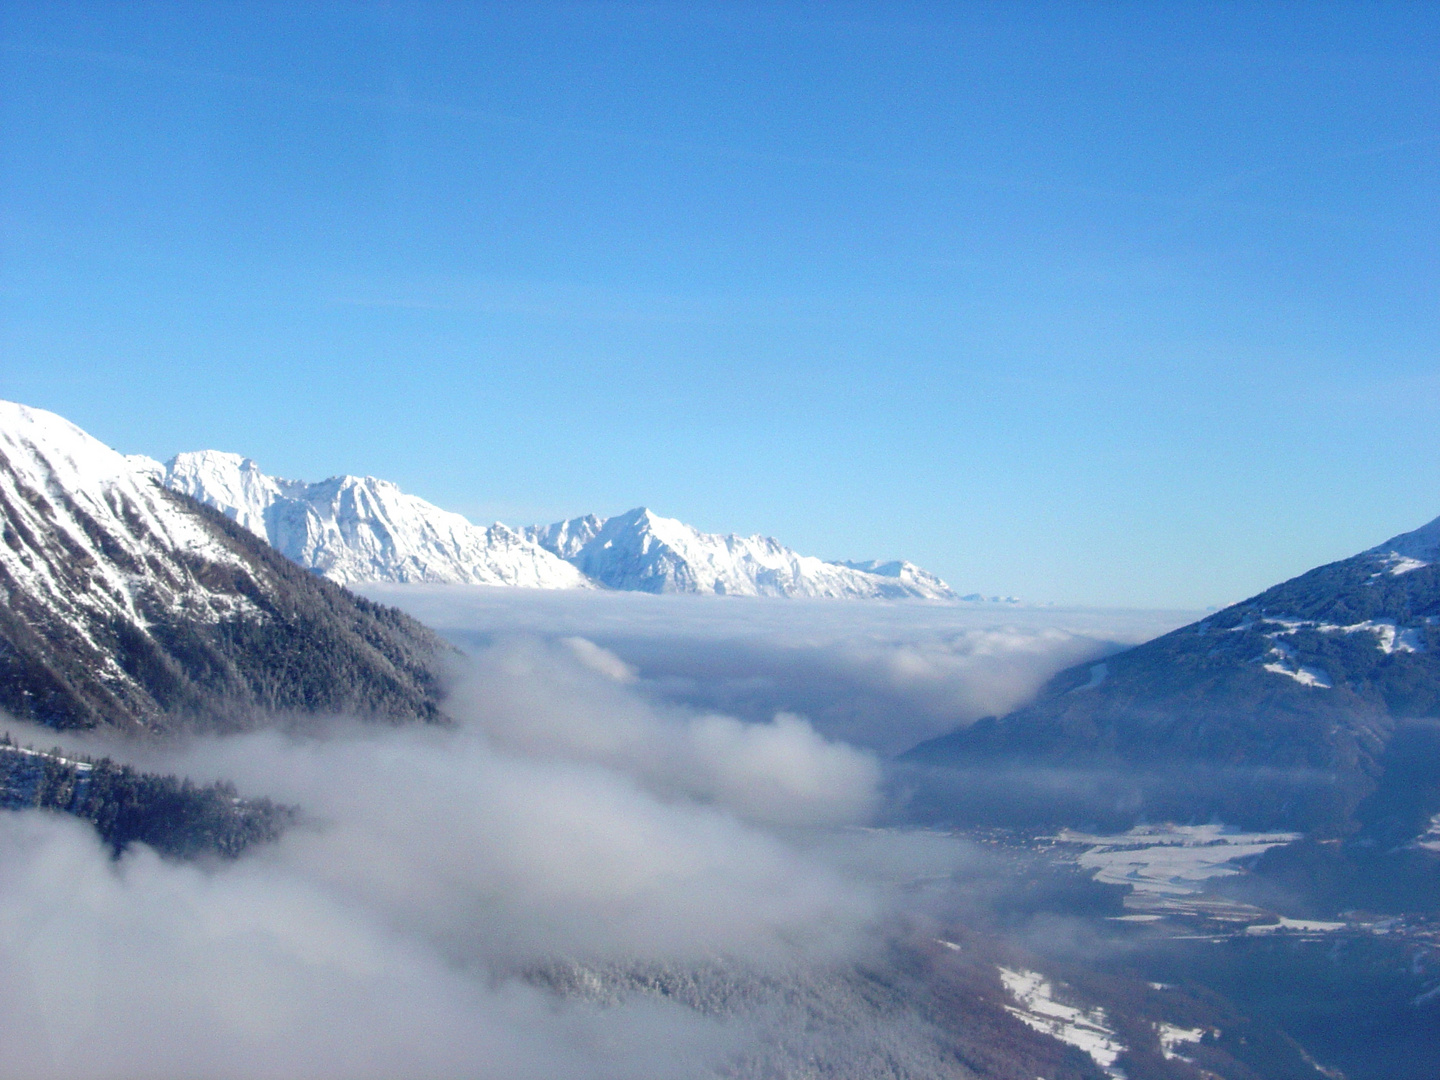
[0,401,448,733]
[0,737,292,857]
[152,451,592,589]
[525,507,958,599]
[904,517,1440,832]
[835,558,958,599]
[155,450,960,600]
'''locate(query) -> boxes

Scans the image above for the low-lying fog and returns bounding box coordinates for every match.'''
[366,587,1193,754]
[0,591,1192,1079]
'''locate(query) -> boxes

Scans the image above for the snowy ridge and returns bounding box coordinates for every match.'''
[525,513,605,560]
[0,402,265,712]
[525,508,957,599]
[1232,613,1433,687]
[1367,514,1440,574]
[155,454,958,598]
[833,559,956,598]
[0,400,450,731]
[159,452,591,589]
[0,403,260,643]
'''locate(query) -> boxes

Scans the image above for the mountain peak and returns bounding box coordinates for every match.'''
[87,428,957,600]
[161,455,591,589]
[164,449,298,536]
[0,400,134,491]
[526,508,957,599]
[0,400,447,731]
[905,510,1440,833]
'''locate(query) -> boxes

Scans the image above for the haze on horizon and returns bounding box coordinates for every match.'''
[2,2,1437,608]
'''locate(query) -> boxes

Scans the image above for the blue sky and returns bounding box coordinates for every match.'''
[2,2,1437,607]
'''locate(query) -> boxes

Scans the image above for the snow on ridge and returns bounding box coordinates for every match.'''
[523,513,605,561]
[149,452,958,598]
[125,453,166,481]
[1367,514,1440,574]
[1238,611,1433,687]
[165,450,305,537]
[0,401,263,685]
[0,400,136,492]
[526,507,958,599]
[0,402,250,579]
[19,407,957,599]
[160,453,591,589]
[1255,615,1427,655]
[1262,661,1333,688]
[834,558,955,597]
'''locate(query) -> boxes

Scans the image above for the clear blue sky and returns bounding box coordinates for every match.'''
[2,2,1437,607]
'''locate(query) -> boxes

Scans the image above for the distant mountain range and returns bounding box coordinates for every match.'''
[140,449,960,600]
[142,450,593,590]
[522,508,956,599]
[0,402,447,734]
[905,515,1440,836]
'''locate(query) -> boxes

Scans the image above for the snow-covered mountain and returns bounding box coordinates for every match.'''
[524,508,958,599]
[906,509,1440,834]
[1,408,258,689]
[144,451,591,589]
[834,558,959,600]
[0,401,445,730]
[144,453,958,599]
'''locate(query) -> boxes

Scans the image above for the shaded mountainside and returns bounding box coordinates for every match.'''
[904,519,1440,834]
[0,402,449,733]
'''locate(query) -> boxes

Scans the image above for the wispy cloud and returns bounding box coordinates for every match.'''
[366,586,1188,753]
[0,609,1008,1077]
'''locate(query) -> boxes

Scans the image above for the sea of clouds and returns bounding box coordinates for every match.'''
[369,587,1191,753]
[0,591,1190,1079]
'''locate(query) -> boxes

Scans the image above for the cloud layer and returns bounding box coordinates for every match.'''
[368,586,1192,753]
[0,593,1176,1078]
[450,636,881,826]
[0,811,728,1080]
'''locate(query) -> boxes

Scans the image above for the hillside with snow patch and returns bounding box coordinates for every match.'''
[905,511,1440,834]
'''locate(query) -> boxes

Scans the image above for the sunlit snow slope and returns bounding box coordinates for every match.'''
[0,402,446,730]
[156,454,957,599]
[1367,514,1440,575]
[525,508,958,599]
[150,451,592,589]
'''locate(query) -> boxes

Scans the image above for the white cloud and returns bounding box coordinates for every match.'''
[0,812,730,1080]
[449,638,881,826]
[0,590,1180,1078]
[364,585,1190,753]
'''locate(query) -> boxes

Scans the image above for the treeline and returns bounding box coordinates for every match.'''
[0,735,294,858]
